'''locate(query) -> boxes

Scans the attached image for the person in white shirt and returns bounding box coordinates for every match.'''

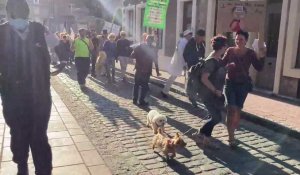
[161,30,193,98]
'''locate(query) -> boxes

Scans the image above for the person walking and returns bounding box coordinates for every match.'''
[44,28,59,66]
[71,28,94,89]
[161,30,193,98]
[221,30,266,148]
[116,31,132,82]
[131,35,156,106]
[191,35,228,149]
[54,35,71,72]
[91,30,99,77]
[184,29,206,107]
[0,0,53,174]
[103,33,117,83]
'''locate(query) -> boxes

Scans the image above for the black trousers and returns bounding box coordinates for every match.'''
[75,58,90,85]
[3,102,52,175]
[199,96,224,137]
[133,72,150,103]
[91,54,97,75]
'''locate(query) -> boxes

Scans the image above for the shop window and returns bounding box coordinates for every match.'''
[183,1,192,31]
[140,7,163,49]
[266,13,281,57]
[128,10,134,37]
[141,8,147,34]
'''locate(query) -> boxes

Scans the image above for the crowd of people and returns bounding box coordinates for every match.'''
[0,0,267,174]
[36,24,270,155]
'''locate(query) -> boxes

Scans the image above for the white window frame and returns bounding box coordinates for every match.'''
[123,5,135,41]
[283,0,300,78]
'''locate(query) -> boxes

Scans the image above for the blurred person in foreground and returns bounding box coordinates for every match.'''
[0,0,53,174]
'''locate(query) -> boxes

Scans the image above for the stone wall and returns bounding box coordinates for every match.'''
[279,76,299,98]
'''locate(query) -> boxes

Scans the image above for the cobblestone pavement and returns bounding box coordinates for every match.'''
[51,65,300,175]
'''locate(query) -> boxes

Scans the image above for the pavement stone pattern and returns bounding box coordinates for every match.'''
[50,65,300,175]
[0,88,112,175]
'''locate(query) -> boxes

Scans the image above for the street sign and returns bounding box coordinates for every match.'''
[102,21,121,35]
[143,0,170,29]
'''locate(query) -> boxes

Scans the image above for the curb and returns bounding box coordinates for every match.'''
[125,70,300,140]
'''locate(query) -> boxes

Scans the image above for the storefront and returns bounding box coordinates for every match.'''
[123,0,300,99]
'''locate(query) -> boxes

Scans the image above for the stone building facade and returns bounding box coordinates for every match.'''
[123,0,300,99]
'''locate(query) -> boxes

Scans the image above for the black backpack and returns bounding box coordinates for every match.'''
[188,58,206,79]
[186,58,221,95]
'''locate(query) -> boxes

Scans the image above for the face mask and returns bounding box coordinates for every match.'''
[9,18,29,31]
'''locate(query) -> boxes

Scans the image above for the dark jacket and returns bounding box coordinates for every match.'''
[116,38,132,57]
[183,38,205,68]
[103,40,117,60]
[55,40,71,62]
[131,43,156,75]
[0,22,51,121]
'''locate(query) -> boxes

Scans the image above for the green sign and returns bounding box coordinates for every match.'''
[143,0,170,29]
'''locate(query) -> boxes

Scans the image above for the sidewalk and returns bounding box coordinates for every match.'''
[119,63,300,139]
[0,88,112,175]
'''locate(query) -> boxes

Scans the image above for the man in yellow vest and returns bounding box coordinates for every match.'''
[71,28,94,89]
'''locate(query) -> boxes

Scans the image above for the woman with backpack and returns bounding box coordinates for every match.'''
[192,35,228,149]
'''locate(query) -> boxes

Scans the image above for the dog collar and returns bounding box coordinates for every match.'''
[167,139,174,146]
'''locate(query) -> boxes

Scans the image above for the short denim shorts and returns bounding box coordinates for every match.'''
[223,80,249,109]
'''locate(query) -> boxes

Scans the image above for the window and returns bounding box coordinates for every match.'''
[266,13,281,57]
[141,8,147,34]
[128,10,134,37]
[296,30,300,68]
[183,1,192,31]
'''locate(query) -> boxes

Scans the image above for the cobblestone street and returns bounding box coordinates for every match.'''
[48,65,300,175]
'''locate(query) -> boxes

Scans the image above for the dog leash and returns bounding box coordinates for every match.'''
[180,117,207,137]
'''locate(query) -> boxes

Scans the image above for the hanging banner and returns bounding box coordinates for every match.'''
[216,0,266,33]
[143,0,170,29]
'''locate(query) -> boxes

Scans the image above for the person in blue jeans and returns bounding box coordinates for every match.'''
[131,35,156,106]
[192,35,228,149]
[103,33,117,84]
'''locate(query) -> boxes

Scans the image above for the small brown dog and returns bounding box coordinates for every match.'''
[152,128,187,160]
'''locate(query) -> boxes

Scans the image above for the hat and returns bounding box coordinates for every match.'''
[183,30,192,37]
